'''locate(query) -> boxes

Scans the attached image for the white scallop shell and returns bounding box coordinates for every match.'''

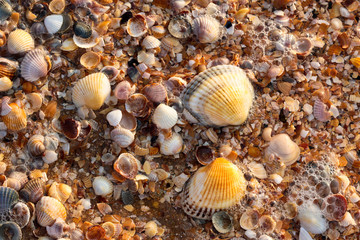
[20,49,50,82]
[7,29,35,54]
[159,132,183,155]
[181,65,254,126]
[44,14,63,34]
[298,203,328,234]
[36,196,67,227]
[152,104,178,129]
[299,227,313,240]
[110,126,135,148]
[92,176,113,197]
[106,109,122,127]
[72,72,111,110]
[161,37,183,53]
[137,51,155,66]
[142,36,161,49]
[193,15,222,43]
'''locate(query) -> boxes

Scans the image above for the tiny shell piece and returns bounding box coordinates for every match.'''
[114,81,136,101]
[42,150,58,164]
[107,110,122,127]
[152,104,178,129]
[20,49,51,82]
[193,15,222,43]
[113,153,138,179]
[151,25,166,39]
[36,196,67,227]
[144,221,158,237]
[7,29,35,54]
[92,176,113,197]
[2,102,27,131]
[72,72,111,110]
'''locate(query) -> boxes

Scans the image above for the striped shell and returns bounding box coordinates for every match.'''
[0,57,18,79]
[142,36,161,49]
[92,176,113,197]
[48,182,72,203]
[21,49,51,82]
[0,186,19,212]
[72,72,111,110]
[193,15,222,43]
[181,65,254,127]
[159,132,183,155]
[152,104,178,129]
[19,178,45,203]
[182,158,246,219]
[110,126,135,148]
[36,196,67,227]
[161,37,183,53]
[264,134,300,166]
[151,25,166,39]
[7,29,35,54]
[2,102,27,131]
[127,14,148,37]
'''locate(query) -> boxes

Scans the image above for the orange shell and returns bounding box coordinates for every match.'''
[2,102,27,131]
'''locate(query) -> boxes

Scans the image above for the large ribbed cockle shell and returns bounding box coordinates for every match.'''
[72,72,111,110]
[20,49,51,82]
[7,29,35,54]
[181,157,246,220]
[0,186,19,212]
[181,65,254,127]
[36,196,67,227]
[2,102,27,131]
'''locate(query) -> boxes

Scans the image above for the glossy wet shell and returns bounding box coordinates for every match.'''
[264,134,300,166]
[0,57,18,79]
[0,76,12,91]
[193,15,222,43]
[2,102,27,131]
[20,49,51,82]
[0,186,19,212]
[36,196,67,227]
[48,182,72,203]
[7,29,35,54]
[152,104,178,129]
[181,158,246,219]
[181,65,254,127]
[92,176,113,196]
[72,72,111,110]
[212,211,233,233]
[142,36,161,49]
[113,153,138,179]
[111,126,135,148]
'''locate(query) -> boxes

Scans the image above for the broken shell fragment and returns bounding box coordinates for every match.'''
[72,72,111,110]
[248,162,267,179]
[152,104,178,129]
[144,221,158,237]
[27,135,45,156]
[113,153,138,180]
[151,25,166,39]
[111,126,135,148]
[264,133,300,166]
[182,158,246,219]
[114,81,136,101]
[240,208,260,230]
[2,102,27,131]
[0,57,18,79]
[293,38,313,57]
[7,29,35,54]
[181,65,254,126]
[127,14,148,37]
[92,176,113,197]
[36,196,67,227]
[142,36,161,49]
[193,15,222,43]
[46,218,68,239]
[313,99,331,122]
[20,49,51,82]
[212,211,233,234]
[80,51,101,70]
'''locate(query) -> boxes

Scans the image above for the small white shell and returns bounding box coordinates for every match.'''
[298,203,328,234]
[137,51,155,66]
[106,110,122,127]
[159,132,183,155]
[111,126,135,148]
[152,104,178,129]
[44,14,63,34]
[0,76,12,91]
[73,31,99,49]
[265,133,300,166]
[127,14,148,37]
[299,227,313,240]
[21,49,51,82]
[92,176,113,197]
[142,36,161,49]
[340,212,356,227]
[42,150,58,164]
[248,162,267,179]
[193,15,222,43]
[7,29,35,54]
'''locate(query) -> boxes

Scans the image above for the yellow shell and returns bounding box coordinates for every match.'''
[0,76,12,92]
[2,102,27,131]
[36,196,67,227]
[181,65,254,127]
[7,29,35,54]
[181,157,246,219]
[48,182,72,203]
[72,72,111,110]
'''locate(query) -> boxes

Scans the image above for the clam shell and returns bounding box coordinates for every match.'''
[114,81,136,101]
[151,25,166,38]
[73,30,99,48]
[298,203,327,234]
[106,109,122,127]
[74,21,92,39]
[137,51,155,66]
[152,104,178,129]
[143,83,167,103]
[20,49,51,82]
[248,162,267,179]
[19,178,45,203]
[161,37,183,53]
[212,211,233,233]
[125,93,151,118]
[181,65,254,126]
[80,51,101,70]
[2,102,27,131]
[11,202,30,228]
[259,215,276,233]
[113,153,138,180]
[168,16,192,39]
[264,134,300,166]
[92,176,113,197]
[193,15,222,43]
[299,227,313,240]
[0,76,12,91]
[159,132,183,155]
[8,172,28,188]
[127,14,148,37]
[7,29,35,54]
[49,0,65,14]
[240,208,259,230]
[0,186,19,212]
[44,14,63,34]
[120,110,137,131]
[72,72,111,110]
[195,146,215,165]
[181,157,246,219]
[3,178,22,191]
[0,57,18,79]
[142,36,161,49]
[110,126,135,148]
[0,222,22,240]
[48,182,72,203]
[0,0,12,21]
[36,196,67,227]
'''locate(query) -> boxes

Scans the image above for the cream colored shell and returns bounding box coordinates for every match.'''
[264,133,300,166]
[181,65,254,127]
[152,104,178,129]
[0,76,12,91]
[48,182,72,203]
[7,29,35,54]
[182,157,246,219]
[72,72,111,110]
[36,196,67,227]
[193,15,222,43]
[2,102,27,131]
[20,49,51,82]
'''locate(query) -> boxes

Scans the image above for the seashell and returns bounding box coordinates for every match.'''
[350,57,360,69]
[137,51,155,66]
[248,162,267,179]
[127,14,148,37]
[182,157,246,219]
[19,178,45,203]
[3,178,21,191]
[73,21,92,39]
[0,57,18,79]
[42,150,58,164]
[0,186,19,212]
[159,132,183,155]
[161,37,183,53]
[240,208,260,230]
[344,150,360,168]
[181,65,254,127]
[61,38,78,51]
[97,202,112,215]
[92,176,113,197]
[259,235,274,240]
[284,202,297,219]
[195,146,215,165]
[73,30,99,48]
[171,0,191,10]
[107,109,122,127]
[80,51,101,70]
[2,102,27,131]
[36,196,67,227]
[340,212,356,227]
[293,38,313,57]
[48,182,72,203]
[0,222,22,240]
[143,83,167,103]
[212,211,233,234]
[0,76,12,91]
[193,15,222,43]
[208,57,230,68]
[101,222,122,238]
[11,202,30,228]
[142,36,161,49]
[299,227,313,240]
[118,110,137,131]
[44,14,72,34]
[113,153,138,180]
[7,29,35,54]
[20,49,51,82]
[151,25,166,39]
[49,0,66,14]
[8,172,28,188]
[114,81,136,101]
[100,66,119,81]
[26,93,43,113]
[0,30,5,47]
[152,104,178,129]
[85,225,106,240]
[111,126,135,148]
[46,218,68,239]
[125,93,151,118]
[264,133,300,166]
[313,99,331,122]
[144,221,158,237]
[298,203,327,234]
[0,0,12,21]
[72,72,111,110]
[168,16,192,39]
[259,215,276,234]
